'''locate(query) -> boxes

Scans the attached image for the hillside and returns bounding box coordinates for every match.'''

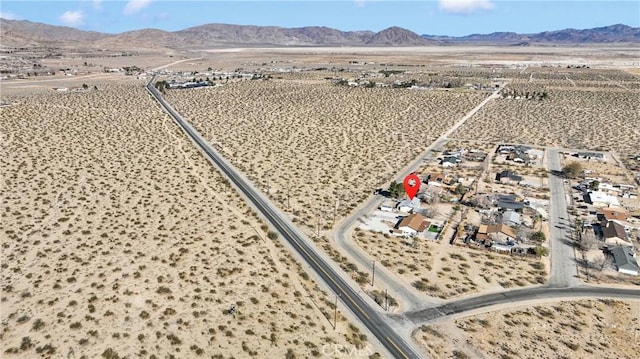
[1,19,638,49]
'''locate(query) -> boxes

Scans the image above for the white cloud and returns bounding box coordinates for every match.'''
[93,0,103,11]
[59,10,85,27]
[354,0,367,7]
[0,11,19,20]
[439,0,495,14]
[123,0,152,15]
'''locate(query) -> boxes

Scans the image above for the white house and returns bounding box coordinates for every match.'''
[379,200,396,212]
[397,213,430,237]
[502,210,522,226]
[397,197,421,213]
[588,191,620,207]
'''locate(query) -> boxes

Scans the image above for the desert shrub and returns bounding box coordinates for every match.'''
[102,348,121,359]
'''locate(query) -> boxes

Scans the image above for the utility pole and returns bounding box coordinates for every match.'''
[384,289,388,310]
[334,294,340,329]
[371,260,376,286]
[266,171,270,195]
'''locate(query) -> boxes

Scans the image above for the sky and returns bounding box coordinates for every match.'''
[0,1,638,36]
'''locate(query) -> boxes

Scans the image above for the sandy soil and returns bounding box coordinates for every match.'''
[0,83,369,358]
[450,69,640,157]
[165,78,486,234]
[414,299,640,359]
[355,232,546,299]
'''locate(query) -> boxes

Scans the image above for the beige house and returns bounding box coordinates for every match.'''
[397,213,430,237]
[477,224,517,243]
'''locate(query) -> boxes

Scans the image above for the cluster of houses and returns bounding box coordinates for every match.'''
[460,193,541,255]
[496,145,544,165]
[437,148,489,168]
[594,206,639,276]
[573,174,639,275]
[167,80,211,89]
[579,178,638,204]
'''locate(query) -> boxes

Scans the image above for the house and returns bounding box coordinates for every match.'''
[506,152,530,163]
[397,197,421,213]
[502,210,522,226]
[587,191,620,207]
[496,170,523,184]
[496,194,525,211]
[397,213,430,237]
[379,200,397,212]
[478,224,517,243]
[443,149,466,158]
[440,156,458,167]
[609,246,639,276]
[575,152,605,160]
[597,207,629,222]
[497,145,515,154]
[491,243,513,253]
[425,172,446,185]
[464,150,487,162]
[601,220,631,246]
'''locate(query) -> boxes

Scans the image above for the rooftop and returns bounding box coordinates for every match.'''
[610,246,639,273]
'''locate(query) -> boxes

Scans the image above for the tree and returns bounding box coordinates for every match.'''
[82,83,88,90]
[589,180,600,191]
[534,245,549,257]
[388,181,398,198]
[532,214,543,231]
[562,162,583,179]
[530,231,546,243]
[454,183,466,195]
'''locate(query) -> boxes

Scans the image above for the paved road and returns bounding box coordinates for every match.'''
[403,285,640,324]
[547,148,581,287]
[333,84,508,311]
[145,77,421,359]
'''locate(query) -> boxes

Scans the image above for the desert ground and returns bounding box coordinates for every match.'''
[0,81,369,358]
[2,44,639,359]
[450,68,640,158]
[164,75,486,231]
[354,229,547,300]
[414,299,640,359]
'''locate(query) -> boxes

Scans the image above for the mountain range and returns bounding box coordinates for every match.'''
[1,19,638,49]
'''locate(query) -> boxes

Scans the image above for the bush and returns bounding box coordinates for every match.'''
[562,162,583,178]
[102,348,121,359]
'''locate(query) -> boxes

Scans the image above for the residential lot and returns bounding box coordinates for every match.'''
[450,68,640,158]
[414,299,640,359]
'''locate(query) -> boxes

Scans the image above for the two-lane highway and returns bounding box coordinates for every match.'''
[403,285,640,324]
[145,78,421,359]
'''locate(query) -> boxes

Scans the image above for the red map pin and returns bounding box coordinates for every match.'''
[403,173,421,200]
